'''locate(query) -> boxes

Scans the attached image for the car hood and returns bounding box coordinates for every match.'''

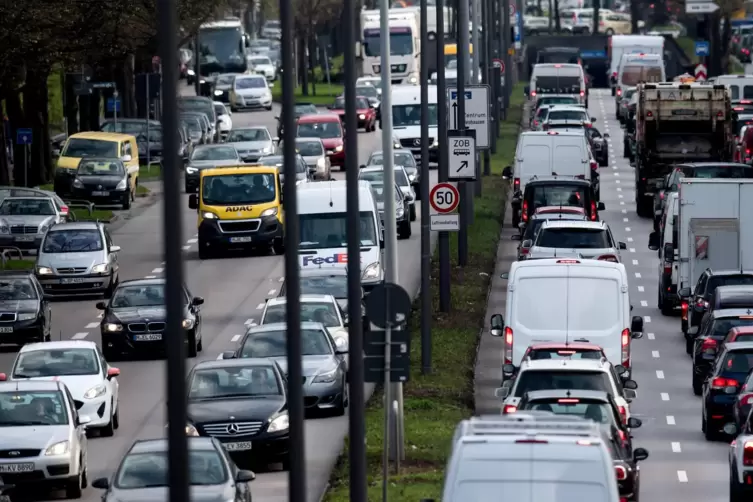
[0,425,69,449]
[111,306,166,323]
[188,159,240,169]
[228,140,272,152]
[0,300,39,313]
[0,215,54,227]
[108,485,235,502]
[235,88,270,97]
[188,397,285,423]
[11,375,101,401]
[37,251,103,270]
[254,64,275,72]
[270,355,338,377]
[393,125,438,140]
[320,138,343,149]
[301,154,324,166]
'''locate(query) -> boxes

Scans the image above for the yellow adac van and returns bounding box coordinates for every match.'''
[188,165,285,259]
[56,132,140,197]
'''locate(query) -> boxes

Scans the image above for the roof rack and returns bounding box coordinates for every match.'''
[458,414,603,438]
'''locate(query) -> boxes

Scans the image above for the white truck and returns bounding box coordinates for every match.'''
[361,9,420,85]
[676,179,753,297]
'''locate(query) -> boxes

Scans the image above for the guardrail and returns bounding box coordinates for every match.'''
[63,200,95,219]
[0,247,25,269]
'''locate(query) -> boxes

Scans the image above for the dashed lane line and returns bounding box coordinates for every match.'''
[637,286,644,292]
[652,350,660,358]
[72,332,89,340]
[640,300,648,307]
[85,322,99,329]
[230,334,242,342]
[152,267,164,274]
[144,275,157,279]
[677,471,688,483]
[256,303,265,310]
[660,392,670,401]
[647,332,655,340]
[656,370,665,379]
[671,442,682,453]
[267,289,277,296]
[666,415,675,425]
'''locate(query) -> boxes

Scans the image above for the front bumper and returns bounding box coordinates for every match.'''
[101,328,191,355]
[71,186,129,205]
[0,234,43,251]
[326,149,345,167]
[304,378,345,410]
[705,394,736,422]
[199,429,289,464]
[37,273,113,297]
[77,396,112,428]
[0,317,45,344]
[233,95,273,109]
[0,453,81,487]
[198,215,283,249]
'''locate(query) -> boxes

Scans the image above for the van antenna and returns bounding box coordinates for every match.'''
[328,180,334,207]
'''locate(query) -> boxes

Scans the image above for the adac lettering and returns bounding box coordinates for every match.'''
[225,206,253,212]
[302,253,351,266]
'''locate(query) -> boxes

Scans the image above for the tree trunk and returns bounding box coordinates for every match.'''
[593,0,600,35]
[721,16,732,74]
[123,55,136,118]
[710,13,721,76]
[64,74,80,136]
[299,36,309,94]
[0,115,11,186]
[5,90,24,185]
[554,0,561,31]
[309,35,317,95]
[629,0,639,34]
[19,68,52,186]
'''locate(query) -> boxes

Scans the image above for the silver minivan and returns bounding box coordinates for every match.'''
[527,220,626,262]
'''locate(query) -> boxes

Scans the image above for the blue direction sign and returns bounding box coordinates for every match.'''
[106,98,121,113]
[695,40,710,57]
[450,91,472,100]
[16,128,32,145]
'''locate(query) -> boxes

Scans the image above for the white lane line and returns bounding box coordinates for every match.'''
[617,187,622,192]
[627,237,633,242]
[182,245,191,250]
[632,259,639,265]
[635,272,641,278]
[644,315,652,323]
[647,332,655,340]
[152,267,164,274]
[666,415,675,425]
[637,286,645,292]
[244,318,255,325]
[660,392,669,401]
[620,201,625,205]
[144,275,157,279]
[230,334,242,342]
[612,166,617,170]
[625,227,631,232]
[656,370,665,379]
[256,303,265,310]
[677,470,688,483]
[187,238,198,244]
[72,332,89,340]
[267,289,276,296]
[614,172,620,176]
[278,277,284,282]
[640,300,648,307]
[671,442,682,453]
[621,209,627,214]
[97,313,103,319]
[85,322,99,329]
[629,248,636,253]
[615,180,621,184]
[623,217,629,222]
[652,350,660,358]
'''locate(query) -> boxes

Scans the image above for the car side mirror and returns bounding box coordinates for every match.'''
[192,296,205,306]
[624,389,637,400]
[78,415,92,425]
[627,417,642,428]
[723,422,739,435]
[614,364,627,376]
[0,373,6,382]
[502,166,512,179]
[663,243,674,261]
[598,202,605,210]
[92,478,110,490]
[648,231,660,250]
[121,155,132,163]
[521,239,533,248]
[494,387,510,399]
[603,132,610,138]
[619,242,627,250]
[342,316,349,327]
[235,469,256,482]
[631,315,644,333]
[109,245,121,253]
[188,194,198,210]
[359,164,366,169]
[490,313,504,336]
[96,301,107,310]
[633,447,649,462]
[502,364,515,376]
[222,351,236,359]
[679,287,692,299]
[106,367,120,379]
[274,116,280,120]
[336,342,349,354]
[623,379,638,390]
[687,326,699,336]
[591,117,596,122]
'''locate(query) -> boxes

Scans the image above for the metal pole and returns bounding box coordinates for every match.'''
[420,0,432,374]
[113,89,119,128]
[481,0,491,179]
[156,3,188,502]
[194,34,201,96]
[502,0,511,115]
[343,0,367,496]
[280,0,306,495]
[436,0,451,313]
[146,76,151,169]
[457,0,469,267]
[23,145,28,188]
[471,0,480,84]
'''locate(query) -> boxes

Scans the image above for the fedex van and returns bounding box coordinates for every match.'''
[490,258,644,376]
[297,180,384,290]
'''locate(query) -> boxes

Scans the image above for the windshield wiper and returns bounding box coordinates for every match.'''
[0,420,50,426]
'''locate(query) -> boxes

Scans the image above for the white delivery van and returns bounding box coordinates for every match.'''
[649,192,680,315]
[608,34,664,95]
[715,74,753,101]
[297,180,384,291]
[440,414,622,502]
[529,63,587,106]
[387,85,439,164]
[491,258,643,373]
[614,53,665,111]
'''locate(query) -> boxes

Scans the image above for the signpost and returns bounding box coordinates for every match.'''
[685,0,719,13]
[695,63,708,81]
[695,40,710,57]
[363,282,413,383]
[447,131,476,180]
[15,129,31,188]
[430,182,460,231]
[447,85,491,149]
[493,58,505,74]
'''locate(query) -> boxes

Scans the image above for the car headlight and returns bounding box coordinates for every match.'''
[187,69,195,76]
[37,223,51,235]
[359,114,366,120]
[185,166,198,174]
[91,263,108,274]
[408,174,415,181]
[84,384,107,399]
[186,423,199,436]
[72,178,84,189]
[317,157,326,168]
[18,312,36,321]
[182,319,195,329]
[335,145,343,152]
[115,179,127,190]
[260,207,278,217]
[396,207,404,218]
[202,211,218,219]
[261,146,272,154]
[362,261,381,280]
[313,369,338,384]
[214,90,223,96]
[104,323,123,332]
[36,266,53,275]
[45,440,70,456]
[393,141,401,148]
[409,76,417,84]
[267,413,289,433]
[0,225,7,234]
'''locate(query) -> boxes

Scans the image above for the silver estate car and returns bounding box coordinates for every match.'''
[35,222,121,298]
[527,220,626,262]
[0,380,89,498]
[226,126,275,163]
[359,165,416,221]
[0,196,66,252]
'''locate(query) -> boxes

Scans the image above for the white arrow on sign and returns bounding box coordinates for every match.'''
[448,135,477,180]
[685,2,719,14]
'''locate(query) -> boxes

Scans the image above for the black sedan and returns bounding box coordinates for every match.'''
[586,127,609,167]
[0,271,51,345]
[71,158,134,209]
[186,358,290,470]
[96,278,204,360]
[702,342,753,440]
[611,439,648,502]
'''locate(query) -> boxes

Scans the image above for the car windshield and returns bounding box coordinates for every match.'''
[360,169,409,186]
[13,348,99,378]
[251,56,271,65]
[202,173,277,205]
[213,104,227,116]
[514,370,612,396]
[687,166,753,178]
[240,329,332,358]
[263,302,340,327]
[115,450,228,488]
[538,97,578,107]
[77,160,125,176]
[296,140,324,156]
[368,152,416,168]
[356,86,378,98]
[536,228,610,248]
[0,278,37,300]
[227,128,270,142]
[182,118,202,133]
[297,121,342,139]
[530,186,587,209]
[393,104,438,126]
[294,104,318,116]
[43,229,103,253]
[0,390,69,426]
[111,284,166,308]
[0,198,54,216]
[711,318,753,337]
[528,348,603,360]
[548,110,588,121]
[370,182,400,203]
[300,211,378,249]
[62,138,119,158]
[101,122,157,137]
[191,146,238,161]
[188,366,281,399]
[300,275,348,298]
[525,399,615,425]
[707,275,753,294]
[235,77,266,89]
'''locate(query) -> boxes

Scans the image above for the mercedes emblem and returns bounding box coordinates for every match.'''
[97,185,103,190]
[413,139,421,147]
[226,423,239,434]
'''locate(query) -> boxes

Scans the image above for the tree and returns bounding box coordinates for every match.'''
[295,0,343,95]
[593,0,600,35]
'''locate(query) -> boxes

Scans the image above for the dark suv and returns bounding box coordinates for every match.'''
[679,270,753,334]
[516,176,604,234]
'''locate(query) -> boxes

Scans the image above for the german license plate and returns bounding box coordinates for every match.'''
[0,327,12,333]
[224,441,253,451]
[92,191,109,196]
[230,236,252,243]
[61,278,85,284]
[15,236,34,242]
[134,334,162,341]
[0,463,33,473]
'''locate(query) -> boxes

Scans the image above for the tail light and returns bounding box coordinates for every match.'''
[646,111,653,118]
[740,394,753,405]
[520,247,529,256]
[590,160,598,171]
[659,192,664,200]
[617,429,627,442]
[557,260,580,263]
[522,199,529,222]
[503,404,517,414]
[747,148,750,155]
[617,88,622,96]
[615,465,628,480]
[533,120,539,127]
[513,177,520,191]
[701,338,718,353]
[744,441,753,466]
[530,90,537,97]
[580,90,585,97]
[60,205,69,215]
[590,201,598,221]
[681,301,688,320]
[598,255,619,263]
[503,327,513,364]
[711,377,737,389]
[663,263,671,274]
[618,405,627,425]
[717,111,724,118]
[599,20,605,27]
[612,71,617,77]
[621,328,630,368]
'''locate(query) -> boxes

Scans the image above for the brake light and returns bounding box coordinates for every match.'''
[513,177,520,190]
[580,90,585,97]
[557,350,576,355]
[744,48,750,55]
[530,90,537,97]
[533,120,538,127]
[646,111,653,117]
[503,404,517,414]
[659,192,664,200]
[590,160,598,171]
[741,394,753,405]
[522,199,528,222]
[744,441,753,465]
[590,201,597,221]
[617,88,622,96]
[556,259,580,263]
[617,428,627,443]
[612,71,617,77]
[615,465,628,480]
[621,329,630,369]
[681,301,688,320]
[701,338,718,352]
[60,205,69,215]
[547,131,559,135]
[554,64,562,68]
[598,255,619,263]
[747,149,750,155]
[711,377,737,389]
[717,111,724,118]
[663,263,671,274]
[585,122,592,128]
[504,327,513,364]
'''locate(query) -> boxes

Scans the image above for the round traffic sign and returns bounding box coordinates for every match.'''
[493,58,505,73]
[430,183,460,214]
[365,282,412,329]
[509,2,516,15]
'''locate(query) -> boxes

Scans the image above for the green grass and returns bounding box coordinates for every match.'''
[271,83,344,106]
[0,259,36,271]
[139,164,162,181]
[323,82,526,502]
[70,208,114,221]
[136,185,150,196]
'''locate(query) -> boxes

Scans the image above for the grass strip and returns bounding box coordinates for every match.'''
[71,208,114,222]
[0,259,37,271]
[271,83,344,106]
[323,82,526,502]
[139,165,162,181]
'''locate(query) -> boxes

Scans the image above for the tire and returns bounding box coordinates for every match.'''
[657,287,664,309]
[265,105,273,111]
[123,190,132,210]
[65,467,83,499]
[104,276,115,299]
[409,204,416,221]
[100,404,115,437]
[693,374,703,395]
[187,330,198,358]
[623,140,630,158]
[273,237,285,255]
[704,417,719,441]
[332,381,347,417]
[113,405,119,430]
[605,28,615,35]
[198,242,211,260]
[281,456,291,471]
[398,222,412,239]
[611,87,616,97]
[636,200,652,218]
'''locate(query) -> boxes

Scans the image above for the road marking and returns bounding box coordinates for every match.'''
[623,217,629,222]
[629,248,636,253]
[187,238,198,244]
[632,259,639,265]
[612,166,617,170]
[625,227,631,232]
[244,318,255,325]
[635,272,641,278]
[194,233,198,237]
[615,180,621,184]
[72,332,89,340]
[268,289,277,296]
[647,332,655,340]
[666,415,675,425]
[152,267,164,274]
[617,187,622,192]
[278,277,284,282]
[627,237,633,242]
[671,442,682,453]
[660,392,669,401]
[637,286,644,292]
[620,201,625,205]
[182,245,191,250]
[640,300,648,307]
[656,370,665,379]
[644,315,651,323]
[230,334,241,342]
[652,350,660,358]
[256,303,265,310]
[621,209,627,214]
[85,322,99,329]
[144,275,157,279]
[614,172,620,176]
[677,470,688,483]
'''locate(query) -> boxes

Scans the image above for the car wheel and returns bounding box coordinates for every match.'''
[703,414,719,441]
[692,374,702,395]
[104,276,115,299]
[197,334,203,352]
[187,330,198,358]
[332,382,347,417]
[113,404,120,430]
[281,456,291,471]
[100,406,115,437]
[409,204,416,221]
[273,237,285,255]
[123,191,132,210]
[198,242,212,260]
[398,222,412,239]
[65,465,84,499]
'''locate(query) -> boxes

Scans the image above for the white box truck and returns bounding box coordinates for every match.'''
[677,178,753,294]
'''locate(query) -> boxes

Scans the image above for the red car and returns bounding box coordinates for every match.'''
[328,95,376,132]
[296,113,345,168]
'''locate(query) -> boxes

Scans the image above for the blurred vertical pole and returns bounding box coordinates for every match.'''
[193,34,201,96]
[280,0,306,496]
[481,0,491,178]
[437,0,451,313]
[343,0,366,496]
[420,0,432,375]
[456,0,469,267]
[156,3,188,502]
[502,0,511,116]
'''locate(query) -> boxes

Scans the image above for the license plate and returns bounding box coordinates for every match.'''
[61,278,85,284]
[0,463,33,473]
[230,236,252,243]
[0,327,12,333]
[134,334,163,341]
[92,191,109,196]
[15,236,34,242]
[224,441,253,451]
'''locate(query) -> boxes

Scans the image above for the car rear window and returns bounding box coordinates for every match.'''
[528,185,587,210]
[548,110,588,122]
[732,333,753,343]
[536,228,610,249]
[708,275,753,294]
[722,349,753,373]
[524,398,616,425]
[513,370,611,396]
[711,318,753,338]
[684,165,753,178]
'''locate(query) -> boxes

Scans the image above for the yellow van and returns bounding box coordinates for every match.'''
[188,165,284,259]
[444,43,473,67]
[56,132,140,198]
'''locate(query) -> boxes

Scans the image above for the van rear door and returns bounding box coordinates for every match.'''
[518,141,552,187]
[552,136,589,177]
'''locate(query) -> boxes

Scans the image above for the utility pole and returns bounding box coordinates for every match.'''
[456,0,470,266]
[437,0,451,312]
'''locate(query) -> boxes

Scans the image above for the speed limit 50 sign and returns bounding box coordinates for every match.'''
[430,182,460,231]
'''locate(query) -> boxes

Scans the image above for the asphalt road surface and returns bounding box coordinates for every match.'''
[14,80,437,502]
[590,88,729,501]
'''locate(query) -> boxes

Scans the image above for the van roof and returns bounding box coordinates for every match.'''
[519,130,584,139]
[297,113,341,124]
[296,180,375,213]
[540,220,606,230]
[510,257,626,271]
[202,165,277,176]
[68,131,133,141]
[392,84,437,103]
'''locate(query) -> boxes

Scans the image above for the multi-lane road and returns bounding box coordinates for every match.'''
[15,82,436,502]
[590,88,729,501]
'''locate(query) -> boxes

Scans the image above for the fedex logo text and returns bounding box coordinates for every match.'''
[302,253,348,266]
